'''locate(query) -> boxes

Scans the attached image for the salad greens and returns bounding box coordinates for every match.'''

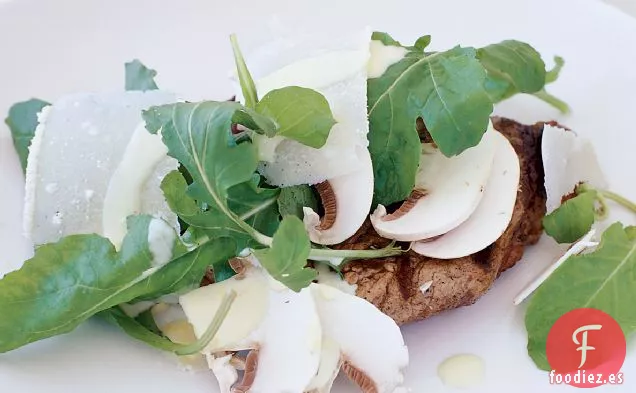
[526,223,636,370]
[230,34,337,149]
[253,216,317,291]
[367,32,567,206]
[125,59,160,91]
[526,180,636,368]
[543,182,636,243]
[542,189,598,243]
[0,215,224,353]
[277,184,320,220]
[5,98,50,173]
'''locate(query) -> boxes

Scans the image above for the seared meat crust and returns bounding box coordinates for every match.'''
[334,117,547,325]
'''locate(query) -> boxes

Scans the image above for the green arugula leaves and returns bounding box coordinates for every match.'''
[477,40,547,102]
[368,45,492,205]
[525,223,636,370]
[230,34,337,149]
[542,183,636,244]
[543,190,598,243]
[254,216,317,291]
[256,87,336,148]
[0,216,174,352]
[366,32,567,206]
[125,59,159,91]
[277,185,319,220]
[5,98,50,173]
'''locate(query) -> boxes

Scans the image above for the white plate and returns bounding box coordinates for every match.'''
[1,0,635,392]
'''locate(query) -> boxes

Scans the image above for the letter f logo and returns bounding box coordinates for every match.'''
[572,324,603,369]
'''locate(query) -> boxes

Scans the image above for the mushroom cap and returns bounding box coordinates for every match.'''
[22,91,178,246]
[303,146,374,245]
[412,130,520,258]
[370,123,498,242]
[310,283,409,393]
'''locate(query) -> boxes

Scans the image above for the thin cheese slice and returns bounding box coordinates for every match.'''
[233,28,372,187]
[23,91,178,245]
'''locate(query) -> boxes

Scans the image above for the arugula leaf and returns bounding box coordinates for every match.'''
[230,34,258,109]
[144,101,266,243]
[233,107,278,136]
[256,87,337,148]
[477,40,547,102]
[135,308,162,335]
[546,56,565,84]
[227,175,281,240]
[213,261,238,283]
[125,59,159,91]
[413,35,432,51]
[161,170,279,252]
[525,223,636,370]
[0,215,173,352]
[277,185,319,219]
[543,191,597,243]
[131,237,236,301]
[160,170,245,243]
[371,31,402,46]
[253,216,316,291]
[5,98,50,173]
[367,42,493,205]
[101,308,181,352]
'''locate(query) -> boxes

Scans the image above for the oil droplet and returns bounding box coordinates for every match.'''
[437,353,485,389]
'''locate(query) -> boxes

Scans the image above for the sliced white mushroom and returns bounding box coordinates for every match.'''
[541,124,607,214]
[179,260,322,393]
[22,91,179,246]
[233,28,372,187]
[411,131,520,258]
[303,146,373,245]
[309,283,409,393]
[370,124,498,242]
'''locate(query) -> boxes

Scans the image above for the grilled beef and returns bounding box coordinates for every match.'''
[334,117,547,325]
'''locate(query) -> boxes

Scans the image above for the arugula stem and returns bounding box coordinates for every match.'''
[308,246,403,261]
[230,34,258,109]
[175,290,236,356]
[598,190,636,214]
[532,90,570,114]
[577,183,636,215]
[239,197,279,221]
[595,193,609,220]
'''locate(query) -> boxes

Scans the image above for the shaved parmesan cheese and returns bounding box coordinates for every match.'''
[23,91,178,245]
[103,122,174,249]
[233,28,372,187]
[541,125,607,214]
[367,40,407,79]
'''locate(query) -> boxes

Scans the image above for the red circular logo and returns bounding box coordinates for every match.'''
[546,308,626,388]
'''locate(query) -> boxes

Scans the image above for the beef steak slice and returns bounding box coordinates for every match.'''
[334,117,547,325]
